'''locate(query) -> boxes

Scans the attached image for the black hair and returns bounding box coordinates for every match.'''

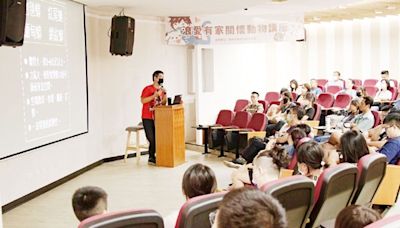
[297,141,328,169]
[280,88,289,94]
[251,91,260,97]
[291,105,305,120]
[152,70,164,81]
[296,123,312,136]
[381,70,389,75]
[381,105,392,112]
[362,96,374,108]
[383,113,400,128]
[339,130,369,163]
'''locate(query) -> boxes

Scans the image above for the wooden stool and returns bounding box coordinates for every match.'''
[125,126,147,163]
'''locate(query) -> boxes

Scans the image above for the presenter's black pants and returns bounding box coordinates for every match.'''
[143,119,156,161]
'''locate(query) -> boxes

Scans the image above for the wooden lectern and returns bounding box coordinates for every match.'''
[154,104,185,167]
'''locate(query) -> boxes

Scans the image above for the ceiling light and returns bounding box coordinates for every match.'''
[375,10,383,14]
[313,16,320,21]
[387,6,396,10]
[338,5,347,9]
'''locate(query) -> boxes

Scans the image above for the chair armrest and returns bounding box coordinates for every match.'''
[279,168,294,179]
[243,131,266,140]
[224,128,241,132]
[210,126,233,130]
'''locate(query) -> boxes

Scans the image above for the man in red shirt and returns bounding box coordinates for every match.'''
[141,70,166,165]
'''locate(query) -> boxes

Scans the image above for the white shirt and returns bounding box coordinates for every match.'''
[375,90,392,101]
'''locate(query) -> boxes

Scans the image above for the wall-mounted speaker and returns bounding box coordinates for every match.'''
[109,15,135,56]
[0,0,27,47]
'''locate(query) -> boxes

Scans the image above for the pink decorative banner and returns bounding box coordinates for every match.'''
[165,16,305,45]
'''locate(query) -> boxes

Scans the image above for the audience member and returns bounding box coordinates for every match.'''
[340,130,369,163]
[289,79,298,93]
[230,144,289,189]
[355,86,367,100]
[165,163,217,227]
[335,205,382,228]
[379,70,395,88]
[182,163,217,199]
[266,105,305,137]
[376,113,400,164]
[317,99,359,133]
[212,188,288,228]
[351,96,374,133]
[297,141,329,183]
[340,79,357,98]
[374,79,392,103]
[298,92,315,120]
[326,71,345,88]
[296,83,311,103]
[244,91,264,114]
[310,79,323,96]
[72,186,108,222]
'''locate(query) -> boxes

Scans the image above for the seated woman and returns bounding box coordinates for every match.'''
[339,79,357,98]
[296,83,311,104]
[266,104,305,137]
[297,140,329,183]
[164,163,217,227]
[289,79,299,93]
[266,95,292,124]
[298,92,315,121]
[316,99,360,142]
[373,79,392,109]
[326,130,370,166]
[230,144,290,189]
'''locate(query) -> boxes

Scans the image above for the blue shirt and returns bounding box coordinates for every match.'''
[379,137,400,164]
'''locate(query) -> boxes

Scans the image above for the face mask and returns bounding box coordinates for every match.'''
[356,92,361,97]
[158,78,164,85]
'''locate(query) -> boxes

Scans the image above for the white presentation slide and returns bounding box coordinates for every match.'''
[0,0,88,159]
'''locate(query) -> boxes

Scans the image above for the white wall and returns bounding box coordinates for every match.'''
[0,10,193,207]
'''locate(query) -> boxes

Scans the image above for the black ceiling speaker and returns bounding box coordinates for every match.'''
[110,15,135,56]
[0,0,27,47]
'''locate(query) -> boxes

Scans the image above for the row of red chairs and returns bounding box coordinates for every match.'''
[77,154,391,228]
[316,78,399,88]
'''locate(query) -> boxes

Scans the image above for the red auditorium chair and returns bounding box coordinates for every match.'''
[258,100,268,113]
[213,111,251,157]
[233,99,249,112]
[313,103,322,120]
[227,113,267,159]
[203,110,234,152]
[316,93,335,108]
[78,209,164,228]
[352,79,362,87]
[333,94,351,109]
[175,192,226,228]
[363,79,378,87]
[316,79,328,87]
[372,110,380,127]
[261,176,314,228]
[364,214,400,228]
[307,163,358,228]
[269,100,280,106]
[352,153,386,206]
[215,110,234,127]
[264,92,280,104]
[326,85,342,94]
[365,86,378,98]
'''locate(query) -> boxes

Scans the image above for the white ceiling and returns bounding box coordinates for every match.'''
[77,0,369,17]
